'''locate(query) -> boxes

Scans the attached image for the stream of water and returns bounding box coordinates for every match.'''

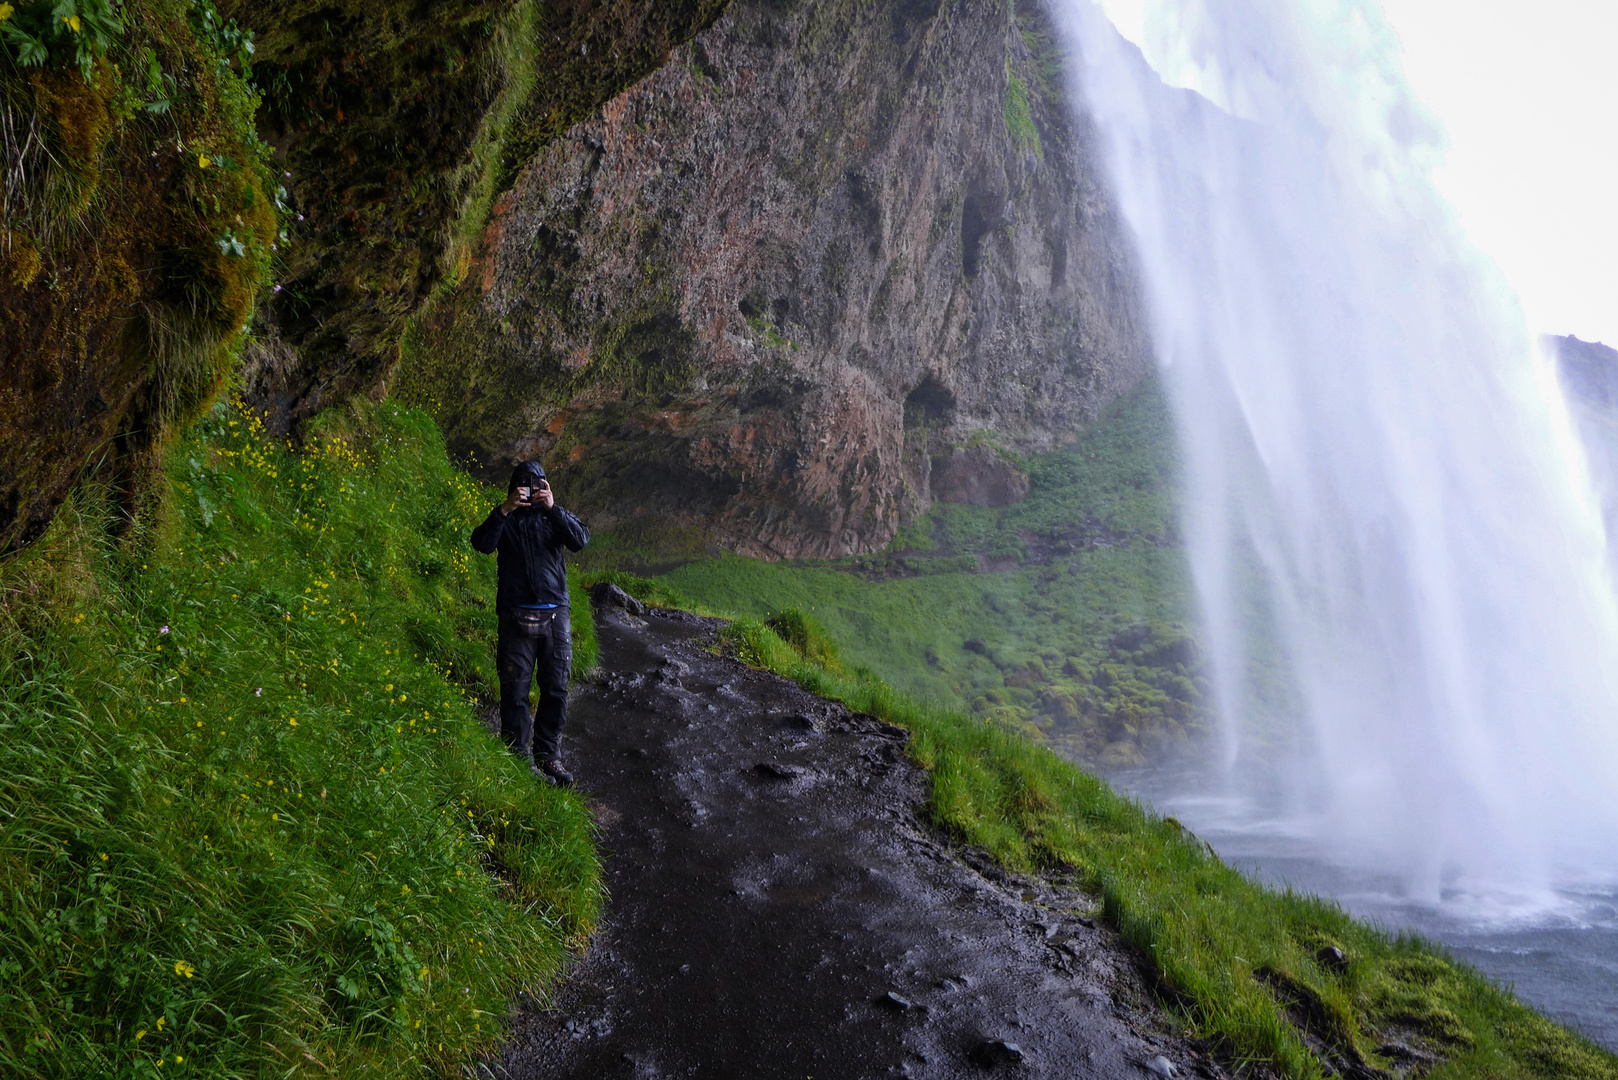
[1050,0,1618,1040]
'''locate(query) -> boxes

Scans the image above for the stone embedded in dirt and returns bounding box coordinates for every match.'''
[589,582,647,616]
[785,713,819,731]
[969,1039,1025,1067]
[1376,1040,1442,1067]
[1315,945,1348,973]
[1144,1054,1177,1077]
[754,761,801,779]
[878,991,915,1011]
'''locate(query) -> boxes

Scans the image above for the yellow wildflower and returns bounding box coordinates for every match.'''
[156,1016,166,1031]
[63,14,80,32]
[136,1029,147,1040]
[198,153,211,169]
[174,960,195,979]
[0,6,14,24]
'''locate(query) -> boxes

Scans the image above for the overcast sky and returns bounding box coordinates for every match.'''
[1094,0,1618,347]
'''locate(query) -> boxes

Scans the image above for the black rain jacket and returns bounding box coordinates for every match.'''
[469,503,590,609]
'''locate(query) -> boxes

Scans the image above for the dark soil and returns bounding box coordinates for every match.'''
[492,603,1236,1078]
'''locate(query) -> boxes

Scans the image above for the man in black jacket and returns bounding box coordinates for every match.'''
[469,460,590,785]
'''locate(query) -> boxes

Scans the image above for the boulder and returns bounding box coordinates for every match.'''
[931,446,1030,507]
[590,582,648,615]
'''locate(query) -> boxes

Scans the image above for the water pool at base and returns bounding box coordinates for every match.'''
[1115,772,1618,1053]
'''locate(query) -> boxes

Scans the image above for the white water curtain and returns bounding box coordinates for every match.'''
[1049,0,1618,898]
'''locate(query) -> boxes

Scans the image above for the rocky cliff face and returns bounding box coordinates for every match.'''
[0,0,726,556]
[1550,333,1618,551]
[2,0,1150,562]
[402,0,1152,558]
[229,0,730,433]
[1551,334,1618,411]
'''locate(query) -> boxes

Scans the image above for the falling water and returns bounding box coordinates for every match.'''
[1047,0,1618,903]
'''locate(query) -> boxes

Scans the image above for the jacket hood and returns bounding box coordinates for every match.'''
[510,460,547,488]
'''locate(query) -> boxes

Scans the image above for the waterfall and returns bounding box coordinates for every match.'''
[1048,0,1618,901]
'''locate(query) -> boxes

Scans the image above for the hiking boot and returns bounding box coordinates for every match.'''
[539,759,574,787]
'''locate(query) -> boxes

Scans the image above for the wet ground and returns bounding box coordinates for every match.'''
[491,601,1236,1079]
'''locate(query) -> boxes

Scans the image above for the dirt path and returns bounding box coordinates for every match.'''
[492,601,1232,1079]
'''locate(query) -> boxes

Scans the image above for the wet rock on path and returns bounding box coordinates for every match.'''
[493,604,1231,1078]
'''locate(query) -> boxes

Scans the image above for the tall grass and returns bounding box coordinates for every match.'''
[715,612,1618,1080]
[0,399,601,1078]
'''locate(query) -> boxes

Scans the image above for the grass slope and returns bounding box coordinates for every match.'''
[685,606,1615,1080]
[0,399,600,1078]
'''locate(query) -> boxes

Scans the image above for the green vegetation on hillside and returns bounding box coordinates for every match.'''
[694,607,1617,1080]
[0,400,600,1078]
[657,380,1215,766]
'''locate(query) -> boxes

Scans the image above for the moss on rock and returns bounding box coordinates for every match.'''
[1,2,276,553]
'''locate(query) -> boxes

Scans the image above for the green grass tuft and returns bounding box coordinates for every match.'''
[0,398,600,1078]
[763,608,843,673]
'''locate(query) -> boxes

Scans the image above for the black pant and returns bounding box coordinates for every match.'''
[497,607,572,762]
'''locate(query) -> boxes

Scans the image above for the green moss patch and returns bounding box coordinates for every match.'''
[1,0,278,552]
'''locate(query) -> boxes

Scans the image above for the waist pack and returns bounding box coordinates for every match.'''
[510,607,559,639]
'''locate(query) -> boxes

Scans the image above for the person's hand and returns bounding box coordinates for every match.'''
[500,486,530,515]
[533,479,555,509]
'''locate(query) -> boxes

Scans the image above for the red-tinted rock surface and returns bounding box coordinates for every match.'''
[403,0,1152,558]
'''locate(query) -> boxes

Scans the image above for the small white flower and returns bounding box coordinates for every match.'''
[159,626,170,635]
[255,688,263,697]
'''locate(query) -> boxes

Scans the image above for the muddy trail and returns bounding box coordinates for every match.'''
[491,596,1236,1079]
